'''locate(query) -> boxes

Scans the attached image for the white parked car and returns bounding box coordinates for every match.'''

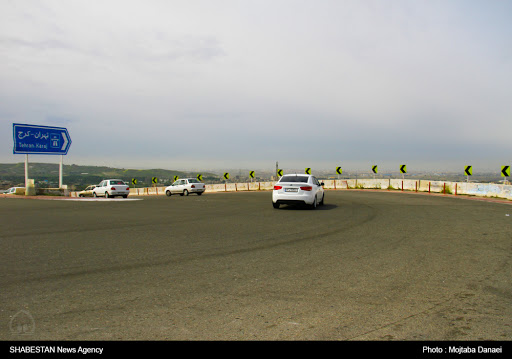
[3,187,24,195]
[272,174,324,209]
[93,179,130,198]
[165,178,205,196]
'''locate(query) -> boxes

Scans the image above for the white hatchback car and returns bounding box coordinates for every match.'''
[165,178,205,196]
[92,179,130,198]
[272,174,324,209]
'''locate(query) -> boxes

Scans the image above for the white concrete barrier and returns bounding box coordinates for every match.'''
[464,182,512,199]
[249,182,261,191]
[69,179,512,201]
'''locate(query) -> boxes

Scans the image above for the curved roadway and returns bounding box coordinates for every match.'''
[0,190,511,340]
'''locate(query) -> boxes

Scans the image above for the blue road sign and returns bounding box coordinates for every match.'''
[13,123,72,155]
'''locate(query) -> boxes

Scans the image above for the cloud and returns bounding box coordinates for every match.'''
[1,0,511,172]
[0,36,73,52]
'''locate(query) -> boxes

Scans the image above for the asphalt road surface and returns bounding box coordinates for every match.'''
[1,190,511,340]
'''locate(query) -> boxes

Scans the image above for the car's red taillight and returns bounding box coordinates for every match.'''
[111,187,116,190]
[126,187,129,190]
[274,185,282,190]
[300,186,312,191]
[191,185,195,188]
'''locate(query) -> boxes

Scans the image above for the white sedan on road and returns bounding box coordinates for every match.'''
[92,179,130,198]
[272,174,324,209]
[165,178,205,196]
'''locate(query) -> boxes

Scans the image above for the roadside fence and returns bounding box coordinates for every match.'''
[68,179,512,201]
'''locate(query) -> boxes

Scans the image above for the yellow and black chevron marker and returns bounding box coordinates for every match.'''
[372,165,378,174]
[152,177,158,184]
[465,166,472,176]
[131,178,137,185]
[197,174,203,181]
[336,167,342,175]
[501,166,510,177]
[277,169,283,177]
[223,172,230,180]
[173,175,179,182]
[249,171,255,178]
[305,168,311,175]
[400,165,407,174]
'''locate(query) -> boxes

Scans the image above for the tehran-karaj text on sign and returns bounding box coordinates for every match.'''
[13,123,71,155]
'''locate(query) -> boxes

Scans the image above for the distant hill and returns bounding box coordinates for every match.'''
[0,163,218,189]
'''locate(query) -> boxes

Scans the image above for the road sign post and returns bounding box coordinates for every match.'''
[59,155,63,188]
[400,165,407,180]
[223,173,230,192]
[465,166,472,183]
[502,166,510,185]
[13,123,72,191]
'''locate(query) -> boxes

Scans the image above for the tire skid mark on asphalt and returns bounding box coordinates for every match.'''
[0,201,380,288]
[1,221,164,239]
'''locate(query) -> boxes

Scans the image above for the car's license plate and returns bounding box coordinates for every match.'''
[285,188,298,192]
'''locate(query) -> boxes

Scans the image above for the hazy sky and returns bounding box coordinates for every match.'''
[1,0,511,173]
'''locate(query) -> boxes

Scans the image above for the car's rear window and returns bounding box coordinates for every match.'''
[280,175,309,183]
[109,180,125,185]
[188,179,200,183]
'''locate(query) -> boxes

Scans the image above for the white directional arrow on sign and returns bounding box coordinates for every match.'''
[61,132,68,151]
